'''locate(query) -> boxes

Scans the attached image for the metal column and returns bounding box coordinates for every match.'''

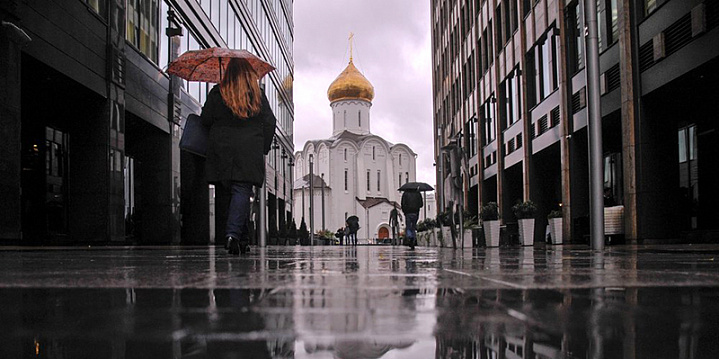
[584,0,605,250]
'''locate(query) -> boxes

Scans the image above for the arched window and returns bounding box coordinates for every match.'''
[343,110,347,127]
[344,148,347,161]
[372,146,375,161]
[399,153,402,166]
[358,110,362,127]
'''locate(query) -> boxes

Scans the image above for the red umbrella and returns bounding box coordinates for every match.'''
[167,47,274,82]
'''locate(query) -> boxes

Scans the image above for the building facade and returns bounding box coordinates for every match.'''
[431,0,719,243]
[0,0,294,244]
[293,57,418,243]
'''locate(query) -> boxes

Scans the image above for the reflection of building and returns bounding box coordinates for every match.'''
[0,0,293,244]
[293,53,417,242]
[430,0,719,242]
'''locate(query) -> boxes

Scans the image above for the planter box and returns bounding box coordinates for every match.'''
[483,220,500,247]
[604,205,624,235]
[549,218,563,244]
[441,226,452,247]
[518,218,535,246]
[431,228,439,246]
[462,229,474,248]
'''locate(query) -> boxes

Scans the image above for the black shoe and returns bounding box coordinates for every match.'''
[239,240,250,254]
[409,238,416,250]
[227,236,240,255]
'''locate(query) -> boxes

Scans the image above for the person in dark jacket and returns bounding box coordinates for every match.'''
[401,190,423,249]
[201,58,276,255]
[335,227,345,246]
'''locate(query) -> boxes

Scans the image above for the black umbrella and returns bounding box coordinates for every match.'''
[398,182,434,192]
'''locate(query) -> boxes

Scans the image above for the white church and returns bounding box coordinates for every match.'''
[293,55,418,243]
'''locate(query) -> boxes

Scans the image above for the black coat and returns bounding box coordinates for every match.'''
[401,191,423,214]
[201,85,276,186]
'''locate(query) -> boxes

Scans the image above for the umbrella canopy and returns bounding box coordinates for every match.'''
[167,47,274,83]
[398,182,434,192]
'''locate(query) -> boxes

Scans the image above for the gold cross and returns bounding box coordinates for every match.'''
[349,32,354,62]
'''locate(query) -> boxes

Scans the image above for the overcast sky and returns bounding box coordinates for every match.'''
[292,1,436,187]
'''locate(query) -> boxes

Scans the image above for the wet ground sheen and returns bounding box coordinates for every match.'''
[2,244,719,358]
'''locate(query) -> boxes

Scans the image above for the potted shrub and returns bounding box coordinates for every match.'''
[481,202,501,247]
[547,210,563,244]
[278,223,288,245]
[425,218,439,246]
[437,212,452,247]
[512,201,537,246]
[288,220,298,245]
[462,215,479,248]
[268,224,278,245]
[298,218,310,245]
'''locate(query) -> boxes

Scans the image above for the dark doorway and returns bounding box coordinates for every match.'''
[531,143,562,242]
[125,112,172,243]
[502,162,524,223]
[20,54,105,243]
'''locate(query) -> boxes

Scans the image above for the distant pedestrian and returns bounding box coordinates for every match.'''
[389,207,402,245]
[202,58,276,255]
[401,190,423,249]
[335,227,345,246]
[346,216,360,246]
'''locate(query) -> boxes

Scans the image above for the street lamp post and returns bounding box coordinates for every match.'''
[584,0,605,250]
[273,140,280,241]
[309,154,314,247]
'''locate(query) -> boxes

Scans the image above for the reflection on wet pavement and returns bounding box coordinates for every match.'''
[1,245,719,358]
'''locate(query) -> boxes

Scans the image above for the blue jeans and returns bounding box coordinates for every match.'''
[226,182,253,240]
[405,212,419,240]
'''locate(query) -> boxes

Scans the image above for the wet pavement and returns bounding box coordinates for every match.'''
[2,244,719,358]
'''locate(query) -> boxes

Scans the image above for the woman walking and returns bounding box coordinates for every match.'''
[202,58,276,255]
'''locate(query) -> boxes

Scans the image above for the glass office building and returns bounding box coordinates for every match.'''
[431,0,719,243]
[0,0,294,244]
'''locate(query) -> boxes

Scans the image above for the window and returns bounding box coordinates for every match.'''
[344,110,347,127]
[367,170,371,191]
[358,111,362,127]
[566,3,584,74]
[126,0,159,63]
[645,0,657,16]
[608,0,619,46]
[399,153,402,166]
[372,146,376,161]
[399,173,402,187]
[344,148,347,161]
[344,169,348,191]
[377,170,381,191]
[85,0,106,17]
[405,172,409,184]
[481,97,496,145]
[528,34,558,106]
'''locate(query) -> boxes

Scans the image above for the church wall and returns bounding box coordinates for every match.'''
[331,100,371,136]
[363,202,395,242]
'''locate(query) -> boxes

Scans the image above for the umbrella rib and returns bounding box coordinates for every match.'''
[187,56,217,81]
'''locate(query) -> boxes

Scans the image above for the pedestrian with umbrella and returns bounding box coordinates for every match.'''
[168,49,276,255]
[399,182,433,249]
[346,215,360,246]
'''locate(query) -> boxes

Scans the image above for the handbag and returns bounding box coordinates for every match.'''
[179,114,209,157]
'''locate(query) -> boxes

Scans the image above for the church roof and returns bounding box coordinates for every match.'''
[356,197,400,209]
[293,174,330,190]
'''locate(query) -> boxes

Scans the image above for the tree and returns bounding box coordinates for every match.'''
[288,219,298,243]
[299,218,309,245]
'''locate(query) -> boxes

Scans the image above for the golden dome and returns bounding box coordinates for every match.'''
[327,60,374,103]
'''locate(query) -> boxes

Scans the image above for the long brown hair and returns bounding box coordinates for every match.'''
[220,58,261,118]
